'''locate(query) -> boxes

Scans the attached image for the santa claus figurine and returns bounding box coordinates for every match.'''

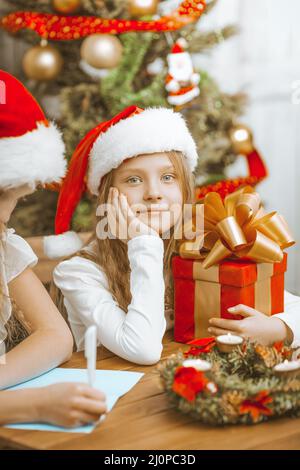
[165,38,200,107]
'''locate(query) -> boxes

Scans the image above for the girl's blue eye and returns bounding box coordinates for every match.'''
[126,174,176,184]
[162,174,176,182]
[127,177,142,184]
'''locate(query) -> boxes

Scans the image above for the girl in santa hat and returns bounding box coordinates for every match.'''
[47,106,196,364]
[47,105,300,365]
[0,71,106,428]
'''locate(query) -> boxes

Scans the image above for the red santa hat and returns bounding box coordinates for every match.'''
[44,105,198,259]
[173,37,190,52]
[0,70,66,190]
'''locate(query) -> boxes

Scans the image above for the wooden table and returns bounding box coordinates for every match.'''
[1,331,300,450]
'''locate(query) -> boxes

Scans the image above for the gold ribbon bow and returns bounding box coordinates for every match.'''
[179,186,295,269]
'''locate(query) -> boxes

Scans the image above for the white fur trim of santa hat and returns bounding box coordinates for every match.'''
[43,231,84,260]
[0,122,66,189]
[88,107,198,195]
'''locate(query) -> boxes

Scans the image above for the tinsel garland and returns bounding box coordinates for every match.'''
[0,1,206,40]
[195,176,264,201]
[158,339,300,425]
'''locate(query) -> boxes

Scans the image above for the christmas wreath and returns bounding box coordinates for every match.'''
[158,338,300,425]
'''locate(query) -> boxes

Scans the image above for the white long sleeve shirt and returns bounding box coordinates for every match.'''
[1,229,38,357]
[53,234,300,365]
[53,235,168,365]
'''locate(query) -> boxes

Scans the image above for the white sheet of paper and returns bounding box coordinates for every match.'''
[4,368,144,433]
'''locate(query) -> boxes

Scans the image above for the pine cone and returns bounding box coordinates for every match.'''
[220,390,245,420]
[224,390,245,407]
[255,344,278,368]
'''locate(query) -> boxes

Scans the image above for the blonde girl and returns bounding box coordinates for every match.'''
[0,70,106,428]
[46,106,196,365]
[46,106,300,366]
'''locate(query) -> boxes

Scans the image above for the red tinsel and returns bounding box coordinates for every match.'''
[196,148,268,201]
[195,176,264,201]
[0,1,206,40]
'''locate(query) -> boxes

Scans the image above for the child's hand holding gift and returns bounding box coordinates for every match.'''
[208,304,294,346]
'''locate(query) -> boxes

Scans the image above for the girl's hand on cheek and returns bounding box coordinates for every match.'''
[107,187,159,242]
[207,304,293,346]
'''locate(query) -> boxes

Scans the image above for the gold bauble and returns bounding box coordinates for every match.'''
[229,124,254,155]
[128,0,158,18]
[52,0,81,14]
[22,43,63,81]
[80,34,123,70]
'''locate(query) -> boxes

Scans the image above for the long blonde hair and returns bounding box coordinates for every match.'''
[52,151,195,319]
[0,195,30,352]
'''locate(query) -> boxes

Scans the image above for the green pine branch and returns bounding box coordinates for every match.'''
[100,32,167,115]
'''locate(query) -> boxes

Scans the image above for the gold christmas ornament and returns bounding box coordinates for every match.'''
[22,42,63,81]
[52,0,81,14]
[128,0,158,18]
[229,123,254,155]
[80,34,123,70]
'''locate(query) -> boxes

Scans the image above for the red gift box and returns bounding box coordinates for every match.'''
[172,253,287,344]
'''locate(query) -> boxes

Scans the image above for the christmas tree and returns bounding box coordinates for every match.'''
[1,0,248,236]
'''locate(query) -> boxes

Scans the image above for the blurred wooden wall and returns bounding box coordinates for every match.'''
[0,1,28,74]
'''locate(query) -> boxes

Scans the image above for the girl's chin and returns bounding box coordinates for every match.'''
[137,214,174,236]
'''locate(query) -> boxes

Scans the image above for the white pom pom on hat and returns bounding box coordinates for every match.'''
[43,231,84,259]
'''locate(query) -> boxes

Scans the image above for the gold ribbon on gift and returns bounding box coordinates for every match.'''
[180,186,295,269]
